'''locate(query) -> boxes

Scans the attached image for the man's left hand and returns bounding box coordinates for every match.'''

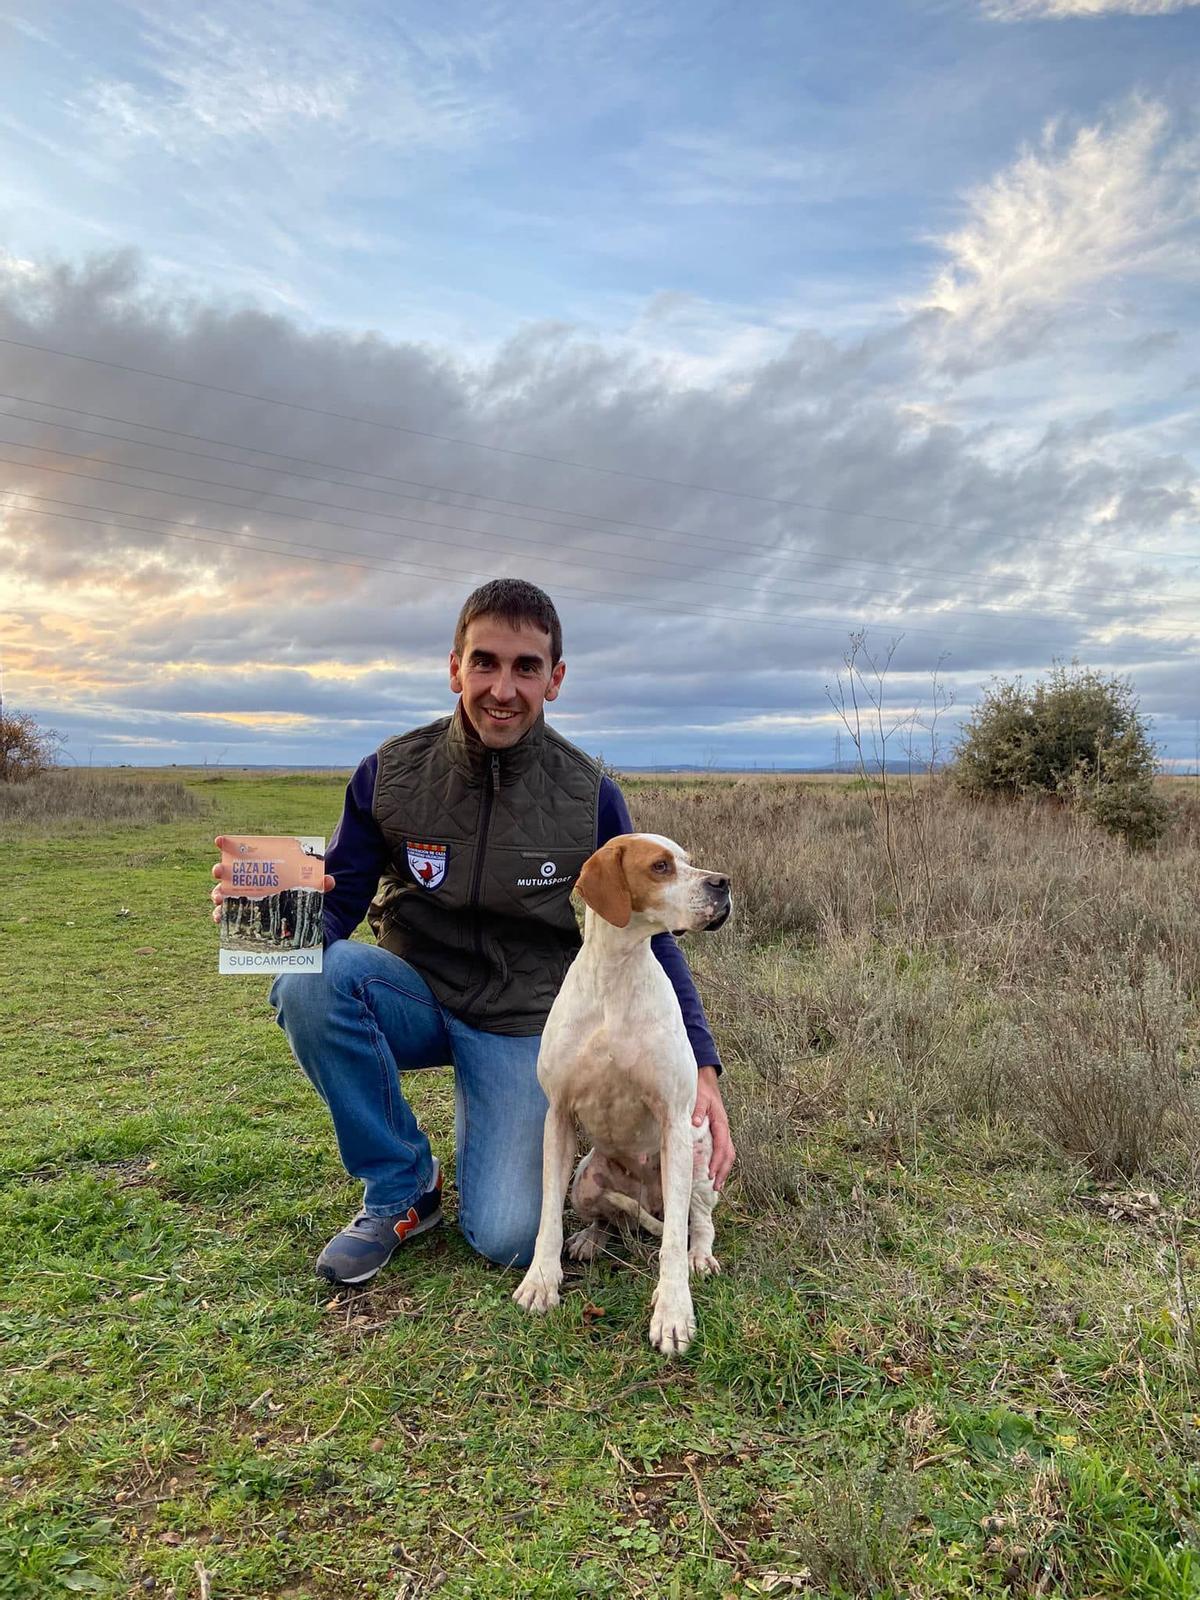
[693,1066,735,1190]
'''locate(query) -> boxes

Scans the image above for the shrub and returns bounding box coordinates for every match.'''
[953,677,1037,797]
[1007,956,1195,1179]
[791,1457,919,1596]
[0,708,64,783]
[1076,776,1170,852]
[953,663,1167,847]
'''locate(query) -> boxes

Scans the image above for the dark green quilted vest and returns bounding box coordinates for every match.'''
[367,708,603,1035]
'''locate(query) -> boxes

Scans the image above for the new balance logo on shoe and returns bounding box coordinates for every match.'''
[315,1159,444,1285]
[394,1163,444,1241]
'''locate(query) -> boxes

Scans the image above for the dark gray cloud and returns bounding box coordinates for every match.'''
[1,248,1196,768]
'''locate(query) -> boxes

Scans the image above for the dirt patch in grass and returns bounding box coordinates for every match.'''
[318,1283,434,1350]
[20,1154,159,1188]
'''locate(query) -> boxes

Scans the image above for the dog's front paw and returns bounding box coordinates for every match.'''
[649,1291,696,1355]
[688,1248,721,1276]
[512,1264,562,1314]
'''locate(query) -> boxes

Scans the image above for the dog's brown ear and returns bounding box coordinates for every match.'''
[576,840,632,928]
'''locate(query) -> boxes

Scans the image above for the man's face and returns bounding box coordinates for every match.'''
[449,616,566,750]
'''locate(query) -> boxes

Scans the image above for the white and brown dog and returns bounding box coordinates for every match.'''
[513,832,731,1354]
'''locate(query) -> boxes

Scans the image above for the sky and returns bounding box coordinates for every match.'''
[0,0,1197,770]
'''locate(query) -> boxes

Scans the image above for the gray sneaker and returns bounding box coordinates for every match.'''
[316,1159,444,1285]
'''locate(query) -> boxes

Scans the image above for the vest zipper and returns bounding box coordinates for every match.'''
[462,753,501,1010]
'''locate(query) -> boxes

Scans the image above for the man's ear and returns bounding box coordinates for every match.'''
[576,841,631,928]
[545,660,566,703]
[449,649,464,695]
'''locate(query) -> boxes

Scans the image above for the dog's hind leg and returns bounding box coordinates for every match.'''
[598,1190,664,1236]
[572,1148,661,1245]
[565,1220,610,1261]
[688,1119,720,1277]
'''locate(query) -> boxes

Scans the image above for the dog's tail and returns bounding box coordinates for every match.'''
[600,1191,664,1237]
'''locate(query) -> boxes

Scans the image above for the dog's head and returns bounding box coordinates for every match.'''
[575,833,732,935]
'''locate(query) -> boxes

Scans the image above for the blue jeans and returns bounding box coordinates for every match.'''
[270,941,547,1268]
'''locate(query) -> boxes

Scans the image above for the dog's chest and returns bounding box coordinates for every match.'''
[538,943,695,1148]
[543,1010,693,1155]
[567,1048,665,1155]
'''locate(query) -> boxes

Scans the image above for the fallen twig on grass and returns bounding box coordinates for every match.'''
[684,1451,747,1564]
[438,1517,520,1573]
[1136,1358,1175,1454]
[13,1410,50,1431]
[8,1350,72,1374]
[603,1438,688,1480]
[308,1398,351,1444]
[604,1437,638,1475]
[439,1519,489,1561]
[583,1373,695,1412]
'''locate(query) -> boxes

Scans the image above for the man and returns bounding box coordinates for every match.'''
[213,578,734,1285]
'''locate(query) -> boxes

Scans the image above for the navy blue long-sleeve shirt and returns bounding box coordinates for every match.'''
[324,755,721,1070]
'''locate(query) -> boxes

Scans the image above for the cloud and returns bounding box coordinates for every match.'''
[84,65,358,150]
[916,99,1200,373]
[983,0,1200,17]
[1,12,66,48]
[70,1,517,164]
[0,243,1195,767]
[627,130,834,209]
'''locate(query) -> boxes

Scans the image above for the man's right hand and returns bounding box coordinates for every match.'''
[210,835,336,924]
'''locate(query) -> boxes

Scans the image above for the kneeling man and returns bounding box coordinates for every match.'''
[212,578,734,1283]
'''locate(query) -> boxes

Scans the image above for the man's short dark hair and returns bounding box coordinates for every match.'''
[454,578,563,666]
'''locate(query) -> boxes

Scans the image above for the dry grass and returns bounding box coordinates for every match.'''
[629,777,1200,1185]
[0,767,209,825]
[788,1457,919,1596]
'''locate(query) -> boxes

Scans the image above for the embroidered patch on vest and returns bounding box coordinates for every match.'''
[406,841,447,890]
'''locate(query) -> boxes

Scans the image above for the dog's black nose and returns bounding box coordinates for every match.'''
[705,874,730,890]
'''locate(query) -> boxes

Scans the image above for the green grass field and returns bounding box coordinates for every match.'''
[3,770,1200,1598]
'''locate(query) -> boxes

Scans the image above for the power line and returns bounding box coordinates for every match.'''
[0,396,1187,604]
[3,424,1191,629]
[3,390,1193,575]
[3,444,1184,642]
[2,497,983,645]
[2,494,1096,658]
[3,331,1195,563]
[0,443,1014,624]
[5,491,1190,660]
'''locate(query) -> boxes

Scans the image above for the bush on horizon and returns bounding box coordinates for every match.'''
[952,663,1167,848]
[0,707,65,784]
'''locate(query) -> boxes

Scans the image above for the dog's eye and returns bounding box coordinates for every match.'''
[652,859,670,874]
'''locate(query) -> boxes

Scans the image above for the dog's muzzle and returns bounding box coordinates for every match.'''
[703,892,732,931]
